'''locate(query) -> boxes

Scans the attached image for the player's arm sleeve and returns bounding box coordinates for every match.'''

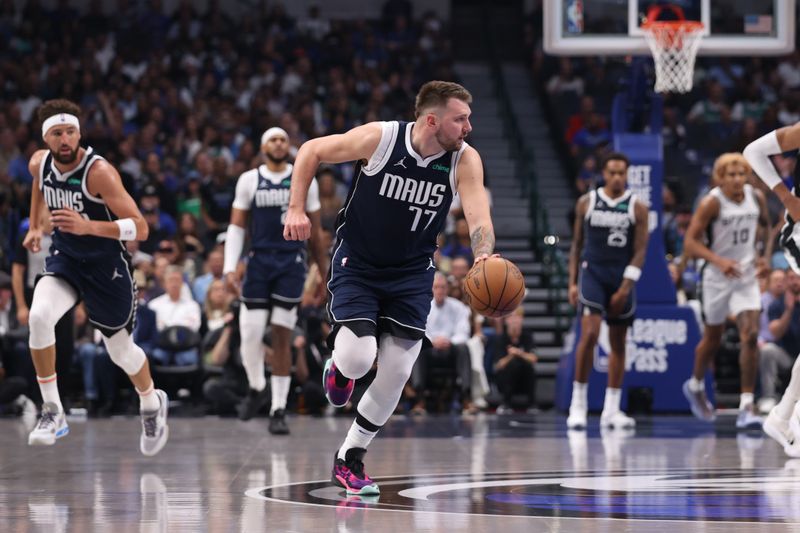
[232,171,257,211]
[743,131,783,189]
[306,178,321,213]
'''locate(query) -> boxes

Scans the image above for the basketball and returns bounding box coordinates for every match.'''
[463,257,525,318]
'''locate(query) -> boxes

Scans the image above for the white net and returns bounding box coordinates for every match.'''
[643,23,704,93]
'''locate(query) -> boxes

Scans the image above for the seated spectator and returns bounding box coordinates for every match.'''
[570,112,611,158]
[148,265,202,366]
[492,308,538,413]
[317,166,344,232]
[410,272,472,414]
[687,80,728,124]
[176,212,206,265]
[565,96,606,144]
[0,272,33,417]
[193,248,224,305]
[203,301,249,416]
[203,279,232,331]
[760,269,800,413]
[575,155,601,194]
[440,217,473,264]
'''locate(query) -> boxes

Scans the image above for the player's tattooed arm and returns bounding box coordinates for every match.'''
[470,225,495,259]
[457,147,495,261]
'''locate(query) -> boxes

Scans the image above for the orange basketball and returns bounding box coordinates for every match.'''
[462,257,525,318]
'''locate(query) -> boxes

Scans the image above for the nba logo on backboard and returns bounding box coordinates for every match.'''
[566,0,583,34]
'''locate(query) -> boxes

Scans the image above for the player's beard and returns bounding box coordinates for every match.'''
[435,130,463,153]
[265,152,288,165]
[53,146,79,164]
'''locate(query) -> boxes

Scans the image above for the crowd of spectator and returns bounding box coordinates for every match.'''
[0,1,538,420]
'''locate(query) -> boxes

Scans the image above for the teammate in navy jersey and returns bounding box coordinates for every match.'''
[223,127,327,435]
[23,99,168,456]
[567,152,649,431]
[284,81,495,496]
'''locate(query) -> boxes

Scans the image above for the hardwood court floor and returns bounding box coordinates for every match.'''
[0,412,798,532]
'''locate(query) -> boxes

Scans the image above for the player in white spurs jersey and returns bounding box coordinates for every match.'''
[744,121,800,455]
[682,153,769,429]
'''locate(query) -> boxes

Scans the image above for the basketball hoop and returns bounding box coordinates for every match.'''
[642,6,704,93]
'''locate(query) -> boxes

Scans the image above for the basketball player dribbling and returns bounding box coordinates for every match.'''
[283,81,495,495]
[24,99,168,456]
[566,152,649,431]
[744,121,800,455]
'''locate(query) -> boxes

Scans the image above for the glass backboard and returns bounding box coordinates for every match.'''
[545,0,795,56]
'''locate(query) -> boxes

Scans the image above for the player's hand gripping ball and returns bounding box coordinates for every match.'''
[463,257,525,318]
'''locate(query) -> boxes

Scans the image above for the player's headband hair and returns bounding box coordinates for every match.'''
[261,127,288,147]
[41,113,80,139]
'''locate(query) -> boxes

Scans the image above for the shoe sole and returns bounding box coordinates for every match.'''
[763,417,792,449]
[333,474,381,496]
[28,425,69,446]
[141,425,169,457]
[682,382,715,422]
[141,391,169,457]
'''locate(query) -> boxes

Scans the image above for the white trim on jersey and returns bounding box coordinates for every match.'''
[81,153,107,204]
[584,190,597,220]
[49,147,93,182]
[404,122,445,168]
[231,163,320,213]
[377,314,426,333]
[596,188,632,208]
[448,142,468,197]
[362,121,399,176]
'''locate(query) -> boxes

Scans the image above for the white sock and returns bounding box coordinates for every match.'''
[37,374,63,413]
[270,375,291,414]
[571,381,587,411]
[338,420,378,461]
[137,381,159,412]
[739,392,754,410]
[603,387,622,414]
[688,376,705,392]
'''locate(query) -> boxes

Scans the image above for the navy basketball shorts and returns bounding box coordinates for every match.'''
[241,249,307,310]
[40,250,136,337]
[578,260,635,324]
[326,244,435,341]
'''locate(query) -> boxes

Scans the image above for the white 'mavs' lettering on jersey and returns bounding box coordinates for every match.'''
[378,172,446,208]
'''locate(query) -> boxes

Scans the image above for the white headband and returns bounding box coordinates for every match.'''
[42,113,80,139]
[261,127,288,146]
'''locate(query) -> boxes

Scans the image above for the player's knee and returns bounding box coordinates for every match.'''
[741,328,758,349]
[270,306,298,330]
[333,327,377,379]
[28,305,56,349]
[240,305,268,343]
[103,330,146,375]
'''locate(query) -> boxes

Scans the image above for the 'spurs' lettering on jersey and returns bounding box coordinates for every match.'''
[706,184,760,278]
[39,147,126,260]
[335,121,465,268]
[582,188,637,267]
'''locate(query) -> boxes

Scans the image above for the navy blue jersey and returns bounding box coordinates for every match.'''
[232,163,320,253]
[250,166,298,252]
[335,121,464,267]
[38,147,125,260]
[581,189,637,267]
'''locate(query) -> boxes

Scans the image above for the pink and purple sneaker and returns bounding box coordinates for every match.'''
[323,358,354,407]
[332,448,380,495]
